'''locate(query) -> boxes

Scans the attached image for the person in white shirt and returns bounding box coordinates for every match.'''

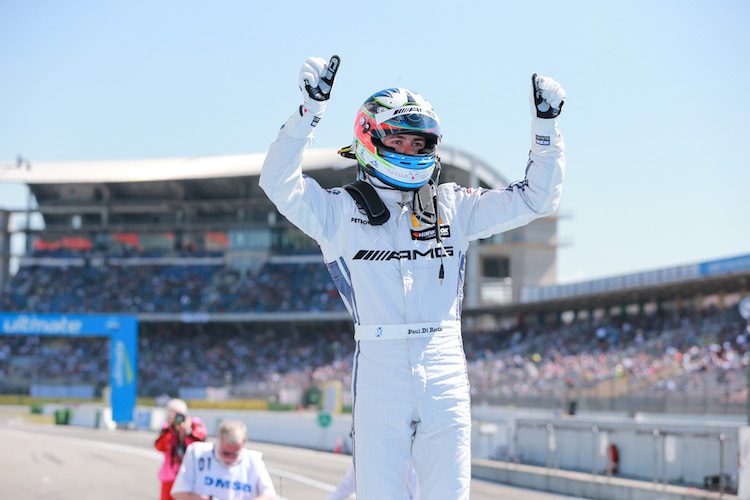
[171,420,276,500]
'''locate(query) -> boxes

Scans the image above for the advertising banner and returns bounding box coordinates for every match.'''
[0,313,138,423]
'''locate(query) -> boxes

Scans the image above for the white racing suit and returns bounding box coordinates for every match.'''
[327,462,419,500]
[259,110,564,500]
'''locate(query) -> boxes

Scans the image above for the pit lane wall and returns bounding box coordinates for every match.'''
[42,403,743,497]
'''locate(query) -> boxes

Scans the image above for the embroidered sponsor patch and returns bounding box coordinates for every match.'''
[408,326,443,335]
[535,134,550,145]
[353,247,453,261]
[411,225,451,241]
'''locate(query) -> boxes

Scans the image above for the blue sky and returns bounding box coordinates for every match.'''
[1,1,748,283]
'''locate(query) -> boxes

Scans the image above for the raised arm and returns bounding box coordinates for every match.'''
[259,55,344,244]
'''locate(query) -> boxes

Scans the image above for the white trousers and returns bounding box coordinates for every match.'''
[351,334,471,500]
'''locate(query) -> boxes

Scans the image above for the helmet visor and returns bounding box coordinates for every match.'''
[370,107,440,139]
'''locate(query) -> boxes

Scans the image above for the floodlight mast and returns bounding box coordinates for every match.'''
[0,155,31,171]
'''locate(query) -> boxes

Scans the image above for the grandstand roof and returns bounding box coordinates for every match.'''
[2,145,516,233]
[1,146,512,227]
[0,145,509,188]
[1,149,340,184]
[469,254,750,318]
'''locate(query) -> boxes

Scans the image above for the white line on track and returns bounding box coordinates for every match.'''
[267,467,337,493]
[3,427,340,499]
[1,427,163,460]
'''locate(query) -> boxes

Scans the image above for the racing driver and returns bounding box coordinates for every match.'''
[259,55,566,500]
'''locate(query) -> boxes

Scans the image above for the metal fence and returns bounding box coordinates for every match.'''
[473,417,738,495]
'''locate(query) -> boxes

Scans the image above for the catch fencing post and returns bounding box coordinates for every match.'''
[591,425,599,477]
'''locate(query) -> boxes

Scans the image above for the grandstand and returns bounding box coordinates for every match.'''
[0,146,558,308]
[1,148,748,417]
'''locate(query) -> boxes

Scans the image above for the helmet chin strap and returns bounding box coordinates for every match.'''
[431,159,445,285]
[410,158,445,284]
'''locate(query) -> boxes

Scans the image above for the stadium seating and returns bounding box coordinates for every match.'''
[1,283,746,415]
[1,250,746,413]
[1,255,346,314]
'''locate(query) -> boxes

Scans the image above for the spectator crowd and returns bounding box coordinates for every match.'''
[1,251,344,314]
[0,250,747,413]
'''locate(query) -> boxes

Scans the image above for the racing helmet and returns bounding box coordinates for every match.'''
[347,88,441,190]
